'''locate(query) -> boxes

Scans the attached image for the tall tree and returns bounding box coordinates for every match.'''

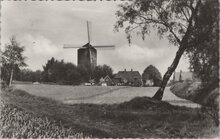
[42,57,55,82]
[142,65,162,86]
[115,0,210,100]
[42,58,81,84]
[77,65,90,83]
[2,37,27,86]
[186,0,219,92]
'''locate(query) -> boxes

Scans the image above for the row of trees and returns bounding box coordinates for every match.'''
[1,40,114,86]
[0,37,161,86]
[41,57,113,85]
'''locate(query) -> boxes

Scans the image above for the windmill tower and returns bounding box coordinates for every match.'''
[63,21,115,78]
[77,43,97,73]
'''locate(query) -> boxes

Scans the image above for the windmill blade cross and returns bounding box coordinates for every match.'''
[93,45,115,48]
[87,21,92,44]
[63,44,83,49]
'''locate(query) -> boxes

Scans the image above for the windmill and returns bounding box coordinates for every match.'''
[63,21,115,78]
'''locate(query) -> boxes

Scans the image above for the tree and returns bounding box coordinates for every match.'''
[93,64,113,83]
[42,57,55,82]
[16,69,42,82]
[65,63,81,85]
[186,0,219,92]
[115,0,209,100]
[142,65,162,86]
[2,37,27,86]
[77,65,90,83]
[42,58,81,85]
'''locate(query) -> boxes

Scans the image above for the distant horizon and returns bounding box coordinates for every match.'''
[19,57,190,76]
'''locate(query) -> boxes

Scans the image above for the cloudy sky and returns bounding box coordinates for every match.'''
[1,1,189,75]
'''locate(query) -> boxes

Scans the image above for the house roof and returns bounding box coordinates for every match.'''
[115,70,142,82]
[104,75,111,81]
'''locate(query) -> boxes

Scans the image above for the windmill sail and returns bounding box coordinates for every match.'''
[63,44,83,48]
[93,45,115,48]
[87,21,91,44]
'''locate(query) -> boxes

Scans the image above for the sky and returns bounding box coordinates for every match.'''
[1,1,190,75]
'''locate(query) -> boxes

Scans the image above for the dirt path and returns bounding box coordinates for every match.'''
[64,87,201,108]
[64,86,130,101]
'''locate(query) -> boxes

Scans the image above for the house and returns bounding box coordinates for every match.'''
[173,70,195,82]
[104,75,113,86]
[114,69,142,86]
[99,75,114,86]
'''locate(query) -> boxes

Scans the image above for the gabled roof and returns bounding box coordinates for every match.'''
[115,70,142,82]
[104,75,112,81]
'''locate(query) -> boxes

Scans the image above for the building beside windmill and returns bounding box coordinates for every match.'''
[114,69,142,86]
[99,75,114,86]
[172,70,195,82]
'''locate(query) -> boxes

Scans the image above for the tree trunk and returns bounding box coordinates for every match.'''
[152,0,201,101]
[9,68,14,87]
[152,46,186,100]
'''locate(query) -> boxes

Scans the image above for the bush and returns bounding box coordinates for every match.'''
[201,106,219,126]
[1,81,8,90]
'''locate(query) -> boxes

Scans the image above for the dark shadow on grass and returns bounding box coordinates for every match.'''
[1,89,218,138]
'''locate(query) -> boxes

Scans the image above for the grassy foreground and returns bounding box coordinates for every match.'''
[0,89,218,138]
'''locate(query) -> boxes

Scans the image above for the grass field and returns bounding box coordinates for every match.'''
[15,84,200,107]
[14,84,125,101]
[1,89,218,138]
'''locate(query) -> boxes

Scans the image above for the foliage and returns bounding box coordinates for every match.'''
[186,0,219,92]
[93,64,113,83]
[142,65,162,86]
[42,57,81,85]
[1,64,20,84]
[114,0,197,45]
[14,58,113,85]
[77,65,90,83]
[15,69,42,82]
[65,63,81,84]
[201,106,219,126]
[133,79,143,87]
[1,37,27,85]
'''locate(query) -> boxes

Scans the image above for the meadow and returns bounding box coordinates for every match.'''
[15,84,200,107]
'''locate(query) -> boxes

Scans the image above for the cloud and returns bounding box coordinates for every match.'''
[22,34,60,56]
[1,1,190,74]
[115,44,165,61]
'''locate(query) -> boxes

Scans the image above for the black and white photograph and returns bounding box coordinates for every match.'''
[0,0,219,138]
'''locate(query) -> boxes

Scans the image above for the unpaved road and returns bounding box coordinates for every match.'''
[64,86,200,108]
